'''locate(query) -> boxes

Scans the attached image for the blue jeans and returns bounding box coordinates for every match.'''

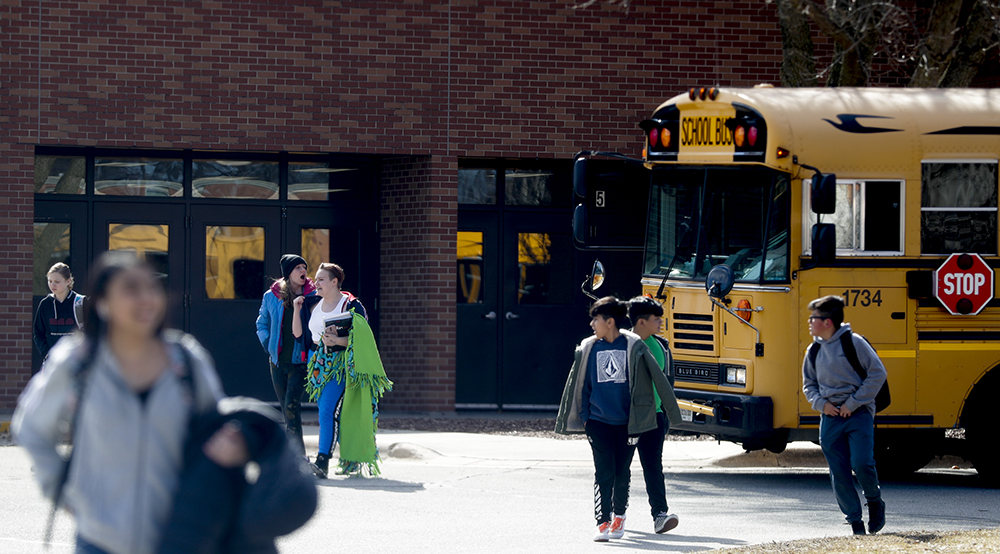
[76,536,111,553]
[820,410,881,522]
[317,376,346,457]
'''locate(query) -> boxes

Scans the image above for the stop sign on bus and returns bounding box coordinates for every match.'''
[933,253,995,315]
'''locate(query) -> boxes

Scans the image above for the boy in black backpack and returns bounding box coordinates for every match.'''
[803,295,887,536]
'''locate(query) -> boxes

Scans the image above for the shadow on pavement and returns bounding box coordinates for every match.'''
[604,531,747,552]
[315,476,425,493]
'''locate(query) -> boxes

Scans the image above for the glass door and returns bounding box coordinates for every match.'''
[500,212,579,408]
[94,202,186,328]
[189,206,281,398]
[455,211,501,408]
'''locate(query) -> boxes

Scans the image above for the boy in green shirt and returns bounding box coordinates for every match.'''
[628,296,679,534]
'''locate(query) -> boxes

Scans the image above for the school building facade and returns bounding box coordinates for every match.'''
[4,0,798,412]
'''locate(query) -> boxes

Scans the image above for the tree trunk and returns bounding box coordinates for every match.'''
[908,0,967,87]
[940,0,997,87]
[778,0,819,87]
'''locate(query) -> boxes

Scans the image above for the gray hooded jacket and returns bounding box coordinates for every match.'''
[802,322,886,417]
[13,332,222,554]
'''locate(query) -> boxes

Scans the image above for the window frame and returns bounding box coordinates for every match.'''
[802,178,906,257]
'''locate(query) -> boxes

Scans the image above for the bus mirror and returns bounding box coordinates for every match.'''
[811,173,837,214]
[581,259,605,299]
[573,204,588,247]
[705,264,735,299]
[573,157,587,199]
[812,223,836,265]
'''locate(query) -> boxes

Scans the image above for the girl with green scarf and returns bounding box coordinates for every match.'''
[293,263,392,477]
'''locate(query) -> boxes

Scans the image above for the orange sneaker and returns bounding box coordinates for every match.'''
[609,514,626,539]
[593,521,611,542]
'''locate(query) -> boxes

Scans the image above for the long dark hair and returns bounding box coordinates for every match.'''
[82,251,166,342]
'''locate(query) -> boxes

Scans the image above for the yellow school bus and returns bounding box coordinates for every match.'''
[580,87,1000,478]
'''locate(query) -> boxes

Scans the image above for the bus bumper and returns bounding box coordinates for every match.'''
[672,389,775,443]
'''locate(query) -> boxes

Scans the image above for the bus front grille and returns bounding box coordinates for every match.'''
[671,312,715,352]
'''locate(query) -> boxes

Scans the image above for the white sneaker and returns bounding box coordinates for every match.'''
[609,514,626,539]
[654,512,679,534]
[593,521,611,542]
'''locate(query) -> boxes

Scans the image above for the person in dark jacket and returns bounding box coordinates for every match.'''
[255,254,315,456]
[33,262,85,360]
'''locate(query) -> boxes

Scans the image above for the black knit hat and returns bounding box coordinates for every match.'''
[280,254,307,281]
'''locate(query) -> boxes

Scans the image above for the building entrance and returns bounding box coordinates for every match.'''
[32,148,379,400]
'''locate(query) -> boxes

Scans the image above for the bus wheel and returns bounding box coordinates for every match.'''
[965,419,1000,487]
[873,430,939,477]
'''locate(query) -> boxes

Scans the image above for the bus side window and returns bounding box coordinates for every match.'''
[920,161,998,255]
[805,180,903,256]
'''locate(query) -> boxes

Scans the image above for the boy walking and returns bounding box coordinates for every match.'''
[555,296,682,542]
[802,295,887,535]
[628,296,680,534]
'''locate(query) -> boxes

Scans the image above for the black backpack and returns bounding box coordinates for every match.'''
[808,331,891,413]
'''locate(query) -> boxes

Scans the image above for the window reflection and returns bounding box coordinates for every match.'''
[921,162,998,254]
[518,232,572,305]
[459,169,497,205]
[457,231,484,304]
[205,226,265,300]
[193,160,279,200]
[35,156,85,194]
[289,162,365,201]
[506,169,565,206]
[302,228,331,274]
[108,224,170,282]
[33,223,71,295]
[96,159,183,197]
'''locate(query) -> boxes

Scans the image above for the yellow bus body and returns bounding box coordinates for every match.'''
[637,87,999,464]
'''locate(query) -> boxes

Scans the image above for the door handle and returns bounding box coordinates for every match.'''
[505,311,520,320]
[483,311,497,320]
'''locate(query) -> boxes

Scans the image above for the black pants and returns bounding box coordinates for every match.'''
[636,411,669,517]
[586,419,637,524]
[270,361,306,456]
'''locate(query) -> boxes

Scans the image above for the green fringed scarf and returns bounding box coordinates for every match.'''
[305,310,392,476]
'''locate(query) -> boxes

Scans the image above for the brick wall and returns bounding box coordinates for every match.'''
[378,155,457,412]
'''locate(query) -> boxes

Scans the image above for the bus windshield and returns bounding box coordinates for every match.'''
[644,166,791,283]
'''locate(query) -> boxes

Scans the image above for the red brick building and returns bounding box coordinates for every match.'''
[1,1,792,412]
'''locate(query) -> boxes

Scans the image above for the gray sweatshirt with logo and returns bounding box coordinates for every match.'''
[802,323,886,417]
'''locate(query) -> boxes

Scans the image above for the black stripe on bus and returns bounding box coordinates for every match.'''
[918,331,1000,341]
[925,126,1000,135]
[800,415,934,426]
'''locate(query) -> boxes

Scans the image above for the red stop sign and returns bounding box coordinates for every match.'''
[933,253,995,315]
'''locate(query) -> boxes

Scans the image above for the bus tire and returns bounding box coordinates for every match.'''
[873,430,939,477]
[961,368,1000,487]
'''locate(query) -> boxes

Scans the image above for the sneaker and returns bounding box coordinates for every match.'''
[867,497,886,534]
[654,512,679,534]
[851,520,866,535]
[593,521,611,542]
[311,453,329,479]
[609,514,626,539]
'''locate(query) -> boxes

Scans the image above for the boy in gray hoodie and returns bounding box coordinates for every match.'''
[802,295,886,536]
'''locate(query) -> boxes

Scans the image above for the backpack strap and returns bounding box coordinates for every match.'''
[839,331,868,380]
[807,341,820,368]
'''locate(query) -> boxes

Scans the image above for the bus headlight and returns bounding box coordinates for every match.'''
[725,365,747,385]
